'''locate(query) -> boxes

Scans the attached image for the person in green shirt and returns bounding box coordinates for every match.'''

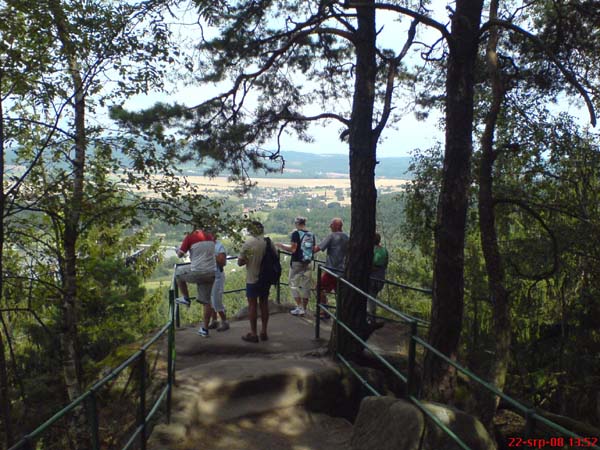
[367,232,389,324]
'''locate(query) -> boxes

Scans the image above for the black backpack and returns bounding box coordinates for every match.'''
[257,237,282,287]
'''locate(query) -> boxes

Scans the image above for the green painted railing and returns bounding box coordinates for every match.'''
[172,252,289,328]
[8,270,177,450]
[315,264,600,450]
[15,251,594,449]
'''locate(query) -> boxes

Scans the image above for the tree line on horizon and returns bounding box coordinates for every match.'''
[1,0,600,448]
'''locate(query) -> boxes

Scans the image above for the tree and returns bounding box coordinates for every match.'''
[0,1,59,444]
[474,0,509,426]
[1,0,193,445]
[397,0,598,405]
[471,0,598,425]
[418,0,485,400]
[115,0,421,357]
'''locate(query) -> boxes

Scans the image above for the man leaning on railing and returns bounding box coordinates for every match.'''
[313,217,349,320]
[174,227,216,338]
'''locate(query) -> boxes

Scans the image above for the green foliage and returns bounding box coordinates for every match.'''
[405,99,600,423]
[401,144,444,259]
[77,224,163,365]
[262,198,350,239]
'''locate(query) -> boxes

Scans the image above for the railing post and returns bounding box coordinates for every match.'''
[407,320,418,398]
[525,409,536,437]
[139,351,147,450]
[276,250,281,304]
[167,288,175,422]
[315,265,321,339]
[335,274,340,355]
[174,270,181,328]
[86,390,100,450]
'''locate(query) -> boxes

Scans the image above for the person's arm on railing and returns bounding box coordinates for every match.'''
[216,251,226,269]
[275,242,297,253]
[238,243,249,266]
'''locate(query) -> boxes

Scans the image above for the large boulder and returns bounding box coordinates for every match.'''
[351,396,496,450]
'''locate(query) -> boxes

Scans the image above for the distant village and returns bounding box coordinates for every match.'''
[183,176,408,216]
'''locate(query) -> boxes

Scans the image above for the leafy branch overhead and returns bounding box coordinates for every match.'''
[114,0,421,181]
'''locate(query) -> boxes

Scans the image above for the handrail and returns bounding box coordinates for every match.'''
[13,249,591,449]
[331,266,428,325]
[9,290,176,450]
[316,265,600,450]
[173,249,296,328]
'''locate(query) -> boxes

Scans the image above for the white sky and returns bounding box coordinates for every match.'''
[121,3,594,159]
[121,5,449,158]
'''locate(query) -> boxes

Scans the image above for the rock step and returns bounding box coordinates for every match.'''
[150,406,352,450]
[148,356,351,449]
[175,356,345,425]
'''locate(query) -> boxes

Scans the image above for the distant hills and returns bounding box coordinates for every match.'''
[8,146,413,180]
[278,151,413,179]
[180,150,413,180]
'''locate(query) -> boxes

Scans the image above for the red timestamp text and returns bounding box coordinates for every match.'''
[507,436,599,448]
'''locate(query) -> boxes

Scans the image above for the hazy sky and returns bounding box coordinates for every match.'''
[121,6,449,159]
[121,4,592,159]
[270,112,442,158]
[125,89,442,159]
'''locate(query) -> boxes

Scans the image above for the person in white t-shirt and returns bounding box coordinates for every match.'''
[208,234,230,332]
[174,228,216,337]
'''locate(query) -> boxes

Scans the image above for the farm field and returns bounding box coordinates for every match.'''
[132,175,409,206]
[186,176,410,190]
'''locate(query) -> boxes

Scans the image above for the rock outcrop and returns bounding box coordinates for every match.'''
[351,396,496,450]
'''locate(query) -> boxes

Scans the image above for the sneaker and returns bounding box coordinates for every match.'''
[217,322,230,332]
[175,297,191,307]
[208,321,219,330]
[290,307,305,316]
[197,327,209,337]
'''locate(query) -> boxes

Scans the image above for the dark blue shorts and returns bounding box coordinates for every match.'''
[246,282,270,299]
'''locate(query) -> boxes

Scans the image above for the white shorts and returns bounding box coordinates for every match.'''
[211,272,225,312]
[175,266,215,305]
[289,261,312,299]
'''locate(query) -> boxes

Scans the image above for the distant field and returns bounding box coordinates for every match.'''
[186,176,409,190]
[133,176,408,206]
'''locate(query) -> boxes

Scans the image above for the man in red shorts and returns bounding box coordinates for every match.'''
[313,218,349,319]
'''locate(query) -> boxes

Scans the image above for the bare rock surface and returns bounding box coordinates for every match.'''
[151,406,352,450]
[350,396,496,450]
[148,307,356,450]
[148,304,491,450]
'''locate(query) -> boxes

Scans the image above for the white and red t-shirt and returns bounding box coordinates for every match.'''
[179,230,216,274]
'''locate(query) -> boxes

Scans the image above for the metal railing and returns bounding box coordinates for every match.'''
[15,250,595,449]
[315,264,600,450]
[8,279,177,450]
[172,252,290,328]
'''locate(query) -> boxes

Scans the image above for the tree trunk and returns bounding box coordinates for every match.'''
[0,73,14,448]
[330,0,377,358]
[424,0,484,401]
[48,1,88,447]
[0,328,11,448]
[476,0,511,428]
